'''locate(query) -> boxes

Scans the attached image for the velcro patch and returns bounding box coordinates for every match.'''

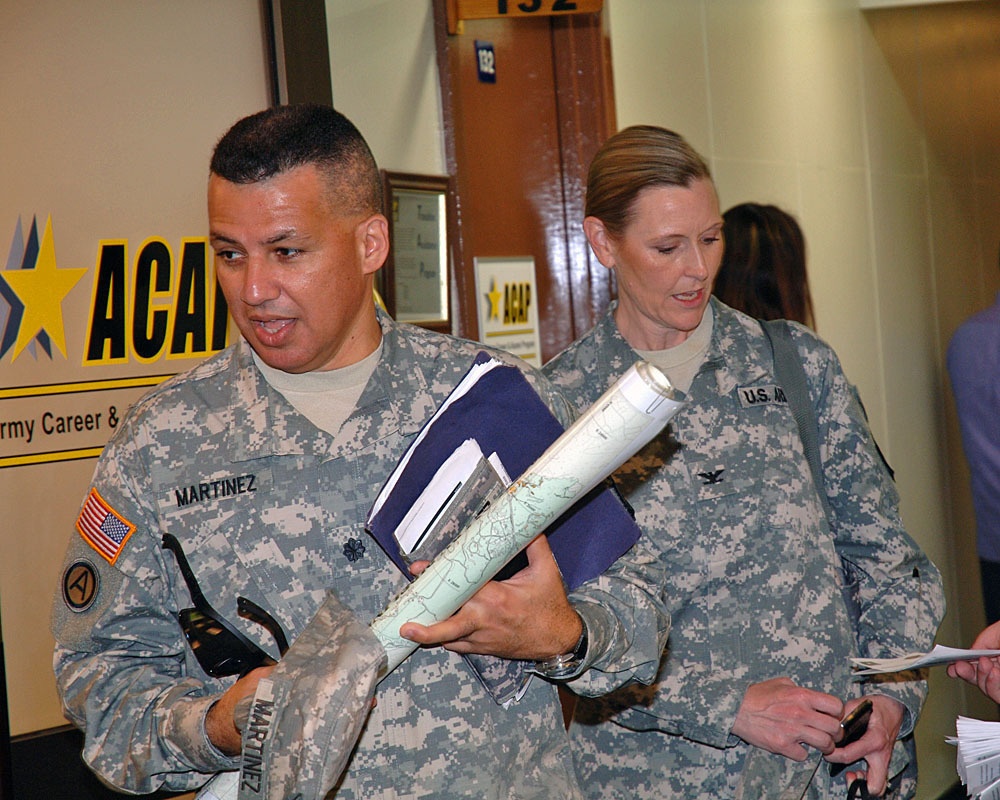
[736,384,787,408]
[76,488,136,565]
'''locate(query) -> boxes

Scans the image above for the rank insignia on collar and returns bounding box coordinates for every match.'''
[343,537,367,563]
[697,468,726,485]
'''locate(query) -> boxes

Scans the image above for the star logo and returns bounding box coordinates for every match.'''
[486,278,503,321]
[1,216,87,362]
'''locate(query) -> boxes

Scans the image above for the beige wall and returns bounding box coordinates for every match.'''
[606,0,1000,796]
[0,1,269,736]
[326,0,446,176]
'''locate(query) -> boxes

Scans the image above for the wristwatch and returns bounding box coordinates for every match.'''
[534,624,588,681]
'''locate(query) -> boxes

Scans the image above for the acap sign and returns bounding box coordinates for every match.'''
[84,237,229,365]
[2,216,229,368]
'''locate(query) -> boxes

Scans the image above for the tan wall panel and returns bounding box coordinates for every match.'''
[0,0,270,735]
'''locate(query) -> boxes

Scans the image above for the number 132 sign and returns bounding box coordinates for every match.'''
[448,0,603,34]
[475,41,496,84]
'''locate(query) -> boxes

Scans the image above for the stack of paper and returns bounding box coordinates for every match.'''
[949,716,1000,799]
[850,645,1000,675]
[392,438,509,562]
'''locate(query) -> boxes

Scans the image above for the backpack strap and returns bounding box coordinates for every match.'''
[760,319,835,524]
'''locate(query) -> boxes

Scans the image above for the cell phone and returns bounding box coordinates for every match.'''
[839,698,873,745]
[829,698,873,777]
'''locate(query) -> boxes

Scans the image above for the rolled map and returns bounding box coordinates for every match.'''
[369,360,684,677]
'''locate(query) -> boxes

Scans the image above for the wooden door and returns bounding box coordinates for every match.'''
[433,3,615,362]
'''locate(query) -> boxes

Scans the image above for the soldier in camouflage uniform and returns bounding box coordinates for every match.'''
[543,126,945,799]
[50,106,668,799]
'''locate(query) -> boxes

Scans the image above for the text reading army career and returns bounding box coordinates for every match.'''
[0,406,118,445]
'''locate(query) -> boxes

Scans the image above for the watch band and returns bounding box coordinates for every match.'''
[534,625,588,680]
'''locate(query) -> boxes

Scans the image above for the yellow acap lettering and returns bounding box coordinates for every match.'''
[503,282,531,324]
[83,238,231,366]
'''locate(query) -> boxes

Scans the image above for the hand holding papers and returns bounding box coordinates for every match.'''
[369,352,661,702]
[367,357,684,680]
[850,644,1000,675]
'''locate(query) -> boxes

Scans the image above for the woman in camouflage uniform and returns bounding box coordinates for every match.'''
[544,126,944,800]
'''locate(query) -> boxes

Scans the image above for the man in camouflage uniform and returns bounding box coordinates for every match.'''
[543,125,945,799]
[51,105,668,799]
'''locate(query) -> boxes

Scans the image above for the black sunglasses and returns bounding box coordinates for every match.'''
[162,533,289,677]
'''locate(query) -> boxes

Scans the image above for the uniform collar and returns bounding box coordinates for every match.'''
[598,297,773,401]
[699,298,773,399]
[225,313,430,463]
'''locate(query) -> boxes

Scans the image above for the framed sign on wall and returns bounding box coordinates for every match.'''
[380,171,451,333]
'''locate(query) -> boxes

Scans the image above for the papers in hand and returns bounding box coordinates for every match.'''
[365,353,680,702]
[850,645,1000,675]
[948,716,1000,799]
[394,439,509,560]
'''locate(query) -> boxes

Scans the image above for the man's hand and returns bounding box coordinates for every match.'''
[205,665,274,755]
[731,677,844,760]
[826,695,905,796]
[948,621,1000,703]
[399,534,582,661]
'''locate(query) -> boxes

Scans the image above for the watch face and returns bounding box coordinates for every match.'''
[534,652,582,681]
[535,621,587,680]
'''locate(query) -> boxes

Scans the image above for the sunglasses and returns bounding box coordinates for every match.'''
[162,533,289,677]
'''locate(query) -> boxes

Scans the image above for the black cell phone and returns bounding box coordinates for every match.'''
[839,698,873,745]
[829,698,873,777]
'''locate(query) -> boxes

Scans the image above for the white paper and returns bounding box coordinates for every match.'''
[369,358,504,519]
[196,772,237,800]
[394,438,487,554]
[850,644,1000,675]
[950,716,1000,799]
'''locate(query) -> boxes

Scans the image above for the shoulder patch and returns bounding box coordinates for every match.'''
[62,560,99,612]
[75,488,137,564]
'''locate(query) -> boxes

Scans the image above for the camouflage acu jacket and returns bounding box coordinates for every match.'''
[51,314,668,798]
[543,300,945,800]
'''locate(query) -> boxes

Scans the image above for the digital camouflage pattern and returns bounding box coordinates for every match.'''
[51,313,669,798]
[543,299,945,800]
[234,591,384,800]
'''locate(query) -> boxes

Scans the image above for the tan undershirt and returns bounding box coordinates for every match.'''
[252,343,383,436]
[632,303,714,394]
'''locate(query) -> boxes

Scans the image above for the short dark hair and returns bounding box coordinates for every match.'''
[210,104,383,216]
[586,125,712,237]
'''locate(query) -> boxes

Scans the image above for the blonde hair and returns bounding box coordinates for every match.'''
[586,125,712,237]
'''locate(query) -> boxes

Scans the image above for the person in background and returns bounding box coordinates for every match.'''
[946,255,1000,625]
[543,125,945,799]
[50,104,668,799]
[713,201,816,327]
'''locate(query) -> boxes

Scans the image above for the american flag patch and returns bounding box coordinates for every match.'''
[76,488,136,564]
